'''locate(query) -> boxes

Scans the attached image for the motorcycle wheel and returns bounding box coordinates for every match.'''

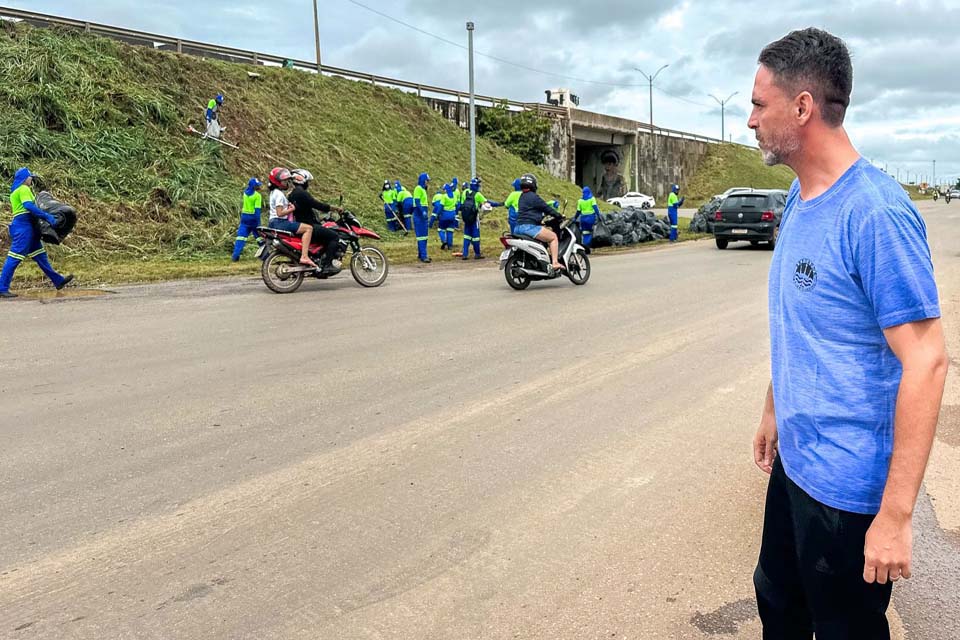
[261,251,305,294]
[350,247,389,287]
[566,251,591,285]
[504,252,531,290]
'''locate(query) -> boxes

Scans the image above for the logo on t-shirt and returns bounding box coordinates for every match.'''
[794,258,818,291]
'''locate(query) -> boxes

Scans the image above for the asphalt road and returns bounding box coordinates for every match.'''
[1,200,958,639]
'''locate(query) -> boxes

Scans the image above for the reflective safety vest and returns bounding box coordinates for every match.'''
[242,191,262,215]
[382,189,396,205]
[577,197,598,215]
[668,192,680,208]
[10,184,34,221]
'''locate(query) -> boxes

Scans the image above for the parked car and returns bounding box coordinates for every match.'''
[713,189,789,250]
[949,189,960,199]
[607,192,655,209]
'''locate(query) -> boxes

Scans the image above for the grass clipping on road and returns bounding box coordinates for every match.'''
[0,20,587,286]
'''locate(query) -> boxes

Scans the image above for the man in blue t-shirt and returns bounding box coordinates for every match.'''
[749,29,948,637]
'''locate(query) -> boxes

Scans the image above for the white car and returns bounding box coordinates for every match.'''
[607,192,656,209]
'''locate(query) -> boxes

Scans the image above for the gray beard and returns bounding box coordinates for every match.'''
[761,149,781,166]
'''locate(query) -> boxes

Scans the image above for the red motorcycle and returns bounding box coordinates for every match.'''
[256,209,388,293]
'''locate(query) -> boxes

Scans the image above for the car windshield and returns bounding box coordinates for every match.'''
[721,194,770,209]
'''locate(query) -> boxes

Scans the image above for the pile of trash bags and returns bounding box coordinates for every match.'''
[591,206,673,247]
[35,191,77,245]
[687,197,721,234]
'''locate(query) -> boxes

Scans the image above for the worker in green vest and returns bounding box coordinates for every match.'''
[575,186,600,251]
[667,184,684,242]
[381,180,401,231]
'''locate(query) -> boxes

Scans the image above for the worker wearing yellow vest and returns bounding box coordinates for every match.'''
[232,177,263,261]
[575,186,600,251]
[667,184,684,242]
[381,180,401,231]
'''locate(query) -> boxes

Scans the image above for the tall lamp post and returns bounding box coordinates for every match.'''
[467,21,476,180]
[708,91,738,142]
[634,64,669,194]
[312,0,322,70]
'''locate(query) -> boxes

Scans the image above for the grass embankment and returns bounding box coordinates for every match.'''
[683,143,796,207]
[0,21,592,287]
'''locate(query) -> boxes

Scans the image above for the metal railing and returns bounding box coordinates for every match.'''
[0,5,755,148]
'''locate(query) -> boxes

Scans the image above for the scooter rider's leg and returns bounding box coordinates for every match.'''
[298,224,317,268]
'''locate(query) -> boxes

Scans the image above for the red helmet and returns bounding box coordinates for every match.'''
[269,167,291,188]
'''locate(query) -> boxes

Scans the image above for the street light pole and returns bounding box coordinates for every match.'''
[635,64,669,193]
[708,91,738,142]
[933,159,936,189]
[466,21,476,180]
[312,0,322,71]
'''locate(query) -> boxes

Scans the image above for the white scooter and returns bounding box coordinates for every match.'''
[498,213,591,290]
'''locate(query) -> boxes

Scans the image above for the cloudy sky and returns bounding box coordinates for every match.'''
[8,0,960,185]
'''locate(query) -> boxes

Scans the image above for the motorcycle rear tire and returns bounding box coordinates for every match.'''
[504,252,531,290]
[262,251,305,294]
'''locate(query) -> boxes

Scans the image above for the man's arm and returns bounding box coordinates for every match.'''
[753,381,778,474]
[864,318,948,584]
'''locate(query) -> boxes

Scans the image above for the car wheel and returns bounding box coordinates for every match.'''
[716,238,728,250]
[641,202,650,209]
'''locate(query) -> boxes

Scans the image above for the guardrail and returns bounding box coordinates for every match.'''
[0,5,754,148]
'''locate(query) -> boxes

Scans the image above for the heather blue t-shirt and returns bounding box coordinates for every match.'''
[769,158,940,514]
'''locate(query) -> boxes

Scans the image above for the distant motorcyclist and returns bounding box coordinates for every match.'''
[513,173,563,271]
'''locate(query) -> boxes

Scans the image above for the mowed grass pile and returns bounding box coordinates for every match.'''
[0,21,584,284]
[684,143,796,207]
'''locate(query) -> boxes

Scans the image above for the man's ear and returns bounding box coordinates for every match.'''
[795,91,814,125]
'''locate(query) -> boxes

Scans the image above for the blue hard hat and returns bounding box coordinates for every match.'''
[672,184,680,192]
[216,94,224,104]
[512,178,521,190]
[11,167,32,192]
[419,172,430,186]
[582,186,593,199]
[248,177,262,189]
[469,178,480,191]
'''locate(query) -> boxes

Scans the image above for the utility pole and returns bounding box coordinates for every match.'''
[635,64,669,193]
[933,159,936,188]
[708,91,738,142]
[312,0,322,71]
[466,21,476,180]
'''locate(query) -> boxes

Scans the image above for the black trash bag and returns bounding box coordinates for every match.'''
[33,191,77,245]
[592,215,613,248]
[611,233,625,246]
[636,225,653,242]
[626,231,639,245]
[643,211,657,224]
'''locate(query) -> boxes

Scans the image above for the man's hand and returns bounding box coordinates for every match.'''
[753,413,778,474]
[863,509,912,584]
[753,382,778,474]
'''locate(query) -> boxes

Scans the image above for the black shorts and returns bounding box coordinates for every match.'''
[754,457,893,639]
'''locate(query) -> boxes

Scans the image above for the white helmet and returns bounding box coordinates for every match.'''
[290,168,314,186]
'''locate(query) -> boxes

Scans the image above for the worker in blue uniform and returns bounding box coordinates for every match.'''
[0,167,73,298]
[667,184,685,242]
[412,173,432,263]
[575,186,600,251]
[232,177,263,261]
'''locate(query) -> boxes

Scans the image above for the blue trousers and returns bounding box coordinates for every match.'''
[462,221,481,257]
[0,220,65,292]
[232,214,261,261]
[579,213,596,248]
[413,212,429,260]
[508,209,518,234]
[385,205,401,232]
[404,213,413,234]
[438,214,457,247]
[668,207,679,242]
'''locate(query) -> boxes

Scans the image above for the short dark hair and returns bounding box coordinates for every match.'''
[758,28,853,127]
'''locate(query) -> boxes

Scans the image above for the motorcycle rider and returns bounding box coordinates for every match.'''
[232,177,263,262]
[575,186,600,251]
[266,167,317,269]
[288,169,344,274]
[0,167,74,299]
[514,173,564,272]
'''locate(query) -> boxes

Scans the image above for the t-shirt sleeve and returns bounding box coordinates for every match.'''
[855,205,941,329]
